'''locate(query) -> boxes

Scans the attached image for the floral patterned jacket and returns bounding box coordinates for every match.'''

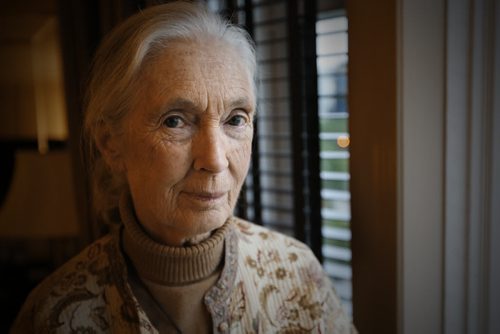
[11,217,355,333]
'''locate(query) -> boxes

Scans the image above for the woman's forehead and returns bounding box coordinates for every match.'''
[136,41,255,109]
[144,39,248,76]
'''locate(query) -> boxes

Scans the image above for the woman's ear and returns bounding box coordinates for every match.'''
[94,123,125,173]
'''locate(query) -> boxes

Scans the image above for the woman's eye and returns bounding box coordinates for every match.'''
[227,115,247,127]
[163,116,184,128]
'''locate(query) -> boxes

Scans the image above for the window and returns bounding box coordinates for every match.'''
[317,10,352,316]
[206,0,353,316]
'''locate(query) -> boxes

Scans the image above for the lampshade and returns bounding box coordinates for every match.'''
[0,15,67,153]
[0,150,80,238]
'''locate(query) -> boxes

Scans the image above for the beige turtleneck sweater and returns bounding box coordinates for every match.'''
[120,195,229,333]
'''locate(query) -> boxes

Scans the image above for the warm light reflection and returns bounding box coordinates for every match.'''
[337,135,350,148]
[0,16,67,147]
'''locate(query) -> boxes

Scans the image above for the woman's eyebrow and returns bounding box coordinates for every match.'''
[228,97,254,111]
[161,97,255,115]
[164,97,199,111]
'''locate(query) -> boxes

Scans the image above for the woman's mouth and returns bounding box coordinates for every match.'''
[182,191,226,202]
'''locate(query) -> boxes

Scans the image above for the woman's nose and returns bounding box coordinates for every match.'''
[192,126,229,173]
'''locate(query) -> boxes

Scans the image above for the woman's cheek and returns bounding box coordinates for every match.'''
[232,140,252,176]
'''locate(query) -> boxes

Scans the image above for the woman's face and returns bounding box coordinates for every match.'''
[113,40,255,246]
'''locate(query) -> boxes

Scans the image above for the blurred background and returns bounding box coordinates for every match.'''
[0,0,498,333]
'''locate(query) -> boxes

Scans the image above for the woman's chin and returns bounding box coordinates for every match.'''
[175,211,229,242]
[182,231,212,246]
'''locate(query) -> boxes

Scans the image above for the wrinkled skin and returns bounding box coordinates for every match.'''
[105,39,255,246]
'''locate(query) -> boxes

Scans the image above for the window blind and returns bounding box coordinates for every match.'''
[316,10,352,315]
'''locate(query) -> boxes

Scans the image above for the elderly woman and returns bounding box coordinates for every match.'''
[12,2,354,333]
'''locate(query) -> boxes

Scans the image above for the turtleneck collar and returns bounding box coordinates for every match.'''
[119,192,230,285]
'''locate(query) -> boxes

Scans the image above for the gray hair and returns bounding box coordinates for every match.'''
[84,1,256,225]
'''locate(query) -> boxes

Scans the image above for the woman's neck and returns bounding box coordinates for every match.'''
[119,192,230,284]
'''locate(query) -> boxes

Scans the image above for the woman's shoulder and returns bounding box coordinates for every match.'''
[231,216,312,253]
[228,217,355,333]
[35,234,118,294]
[11,234,121,333]
[230,216,322,274]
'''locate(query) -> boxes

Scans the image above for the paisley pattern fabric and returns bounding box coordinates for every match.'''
[11,218,355,333]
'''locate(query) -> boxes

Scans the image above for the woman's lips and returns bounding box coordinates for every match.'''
[183,191,226,202]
